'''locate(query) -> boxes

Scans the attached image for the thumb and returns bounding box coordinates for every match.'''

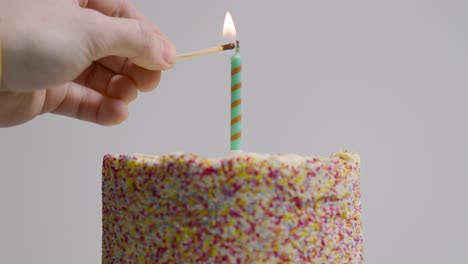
[83,10,176,71]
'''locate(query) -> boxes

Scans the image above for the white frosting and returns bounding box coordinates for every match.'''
[133,150,359,166]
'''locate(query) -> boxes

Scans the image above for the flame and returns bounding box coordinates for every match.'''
[223,11,237,38]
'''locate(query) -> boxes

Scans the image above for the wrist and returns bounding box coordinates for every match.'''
[0,42,2,90]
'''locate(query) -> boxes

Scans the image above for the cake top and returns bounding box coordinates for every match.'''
[132,150,360,166]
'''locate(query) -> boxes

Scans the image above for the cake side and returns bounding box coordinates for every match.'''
[102,151,363,263]
[129,150,359,201]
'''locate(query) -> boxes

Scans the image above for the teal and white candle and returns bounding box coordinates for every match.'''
[230,41,242,150]
[223,11,242,151]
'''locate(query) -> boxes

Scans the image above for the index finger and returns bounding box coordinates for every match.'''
[78,0,174,66]
[79,0,164,35]
[79,0,142,18]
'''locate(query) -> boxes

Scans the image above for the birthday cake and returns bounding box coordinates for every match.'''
[102,150,363,263]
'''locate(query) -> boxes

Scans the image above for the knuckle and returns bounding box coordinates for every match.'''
[111,0,128,17]
[136,21,155,51]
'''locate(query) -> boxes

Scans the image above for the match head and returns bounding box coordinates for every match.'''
[221,43,236,50]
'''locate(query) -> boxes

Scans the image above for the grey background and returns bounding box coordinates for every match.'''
[1,0,467,263]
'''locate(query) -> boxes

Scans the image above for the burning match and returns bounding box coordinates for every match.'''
[176,43,236,62]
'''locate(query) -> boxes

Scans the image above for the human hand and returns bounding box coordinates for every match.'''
[0,0,176,127]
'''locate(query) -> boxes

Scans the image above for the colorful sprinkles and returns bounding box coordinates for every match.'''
[102,151,363,263]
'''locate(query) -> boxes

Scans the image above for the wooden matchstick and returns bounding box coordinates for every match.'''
[176,43,236,62]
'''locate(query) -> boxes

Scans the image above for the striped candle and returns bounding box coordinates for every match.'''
[230,41,242,151]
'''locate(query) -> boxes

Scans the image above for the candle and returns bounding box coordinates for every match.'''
[230,41,242,151]
[223,12,242,151]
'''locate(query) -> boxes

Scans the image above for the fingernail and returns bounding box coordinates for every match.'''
[162,39,176,65]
